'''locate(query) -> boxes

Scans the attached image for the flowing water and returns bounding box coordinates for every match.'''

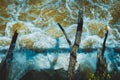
[0,0,120,80]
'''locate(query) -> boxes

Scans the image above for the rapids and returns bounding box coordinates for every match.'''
[0,0,120,80]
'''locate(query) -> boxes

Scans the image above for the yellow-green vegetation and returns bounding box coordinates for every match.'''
[89,71,111,80]
[88,57,111,80]
[77,62,111,80]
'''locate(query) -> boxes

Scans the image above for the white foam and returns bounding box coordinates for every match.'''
[19,32,56,49]
[0,0,119,79]
[33,54,51,69]
[76,52,97,71]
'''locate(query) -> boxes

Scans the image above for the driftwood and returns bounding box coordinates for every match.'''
[58,10,83,80]
[0,31,18,80]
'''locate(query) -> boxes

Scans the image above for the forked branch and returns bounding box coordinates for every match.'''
[58,10,83,80]
[68,10,83,80]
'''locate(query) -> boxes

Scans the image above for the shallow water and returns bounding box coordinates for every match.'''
[0,0,120,80]
[0,48,120,80]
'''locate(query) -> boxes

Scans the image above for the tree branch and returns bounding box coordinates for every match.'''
[101,30,108,57]
[57,23,72,48]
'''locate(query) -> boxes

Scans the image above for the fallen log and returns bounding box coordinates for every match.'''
[0,31,18,80]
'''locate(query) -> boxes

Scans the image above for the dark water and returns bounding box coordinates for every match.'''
[0,48,120,79]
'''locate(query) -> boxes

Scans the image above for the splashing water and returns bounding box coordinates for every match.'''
[0,0,120,80]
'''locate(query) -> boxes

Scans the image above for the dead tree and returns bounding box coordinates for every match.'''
[0,31,18,80]
[101,31,108,57]
[95,31,109,79]
[57,23,72,48]
[58,10,83,80]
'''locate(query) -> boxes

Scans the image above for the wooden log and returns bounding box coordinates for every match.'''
[0,31,18,80]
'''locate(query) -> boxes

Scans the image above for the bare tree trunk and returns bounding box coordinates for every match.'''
[96,31,108,74]
[68,10,83,80]
[58,10,83,80]
[0,31,18,80]
[95,31,109,80]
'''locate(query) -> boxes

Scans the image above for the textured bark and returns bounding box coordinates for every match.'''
[0,31,18,80]
[58,10,83,80]
[96,31,108,75]
[68,10,83,80]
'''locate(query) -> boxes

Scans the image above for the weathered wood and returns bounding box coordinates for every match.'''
[101,31,108,57]
[95,31,109,79]
[68,10,83,80]
[58,10,83,80]
[0,31,18,80]
[58,14,83,80]
[57,23,72,48]
[96,48,107,74]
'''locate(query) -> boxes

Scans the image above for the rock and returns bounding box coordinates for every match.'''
[20,69,67,80]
